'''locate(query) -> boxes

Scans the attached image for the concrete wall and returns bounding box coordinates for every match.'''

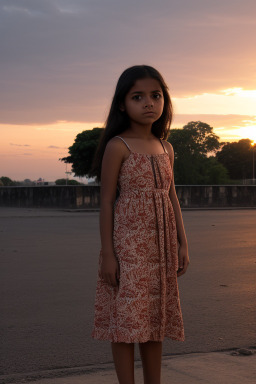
[0,186,100,209]
[175,185,256,208]
[0,185,256,209]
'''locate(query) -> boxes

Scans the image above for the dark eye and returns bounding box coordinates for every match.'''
[153,93,162,99]
[132,95,142,101]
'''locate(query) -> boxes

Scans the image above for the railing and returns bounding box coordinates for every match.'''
[1,185,256,209]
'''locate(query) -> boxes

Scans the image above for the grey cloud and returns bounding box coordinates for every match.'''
[10,143,31,147]
[173,114,256,134]
[1,0,256,124]
[48,145,67,149]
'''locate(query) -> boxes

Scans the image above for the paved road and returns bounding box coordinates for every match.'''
[0,208,255,378]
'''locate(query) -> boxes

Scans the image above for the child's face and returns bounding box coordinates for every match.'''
[121,78,164,127]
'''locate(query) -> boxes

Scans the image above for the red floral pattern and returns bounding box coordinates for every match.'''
[91,140,185,343]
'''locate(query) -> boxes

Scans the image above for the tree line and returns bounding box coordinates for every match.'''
[0,177,82,186]
[1,121,253,186]
[61,121,255,185]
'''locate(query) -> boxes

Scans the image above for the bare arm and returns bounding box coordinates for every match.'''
[99,138,126,286]
[164,141,190,276]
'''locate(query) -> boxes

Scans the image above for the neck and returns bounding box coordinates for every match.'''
[127,123,154,140]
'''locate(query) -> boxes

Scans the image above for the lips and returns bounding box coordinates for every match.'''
[143,111,155,115]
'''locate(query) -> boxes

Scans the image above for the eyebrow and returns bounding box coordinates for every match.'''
[130,90,162,95]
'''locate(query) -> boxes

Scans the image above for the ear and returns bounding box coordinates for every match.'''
[119,102,125,112]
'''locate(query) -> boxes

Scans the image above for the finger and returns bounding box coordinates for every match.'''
[177,267,186,277]
[178,264,188,276]
[114,272,120,286]
[110,275,118,287]
[102,274,111,285]
[108,278,115,286]
[183,260,189,272]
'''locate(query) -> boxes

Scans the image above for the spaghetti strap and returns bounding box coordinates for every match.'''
[115,136,132,152]
[115,136,168,154]
[159,138,168,154]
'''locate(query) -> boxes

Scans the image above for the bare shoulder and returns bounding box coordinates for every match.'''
[106,136,123,150]
[162,140,174,153]
[105,136,126,156]
[162,140,174,163]
[103,136,130,166]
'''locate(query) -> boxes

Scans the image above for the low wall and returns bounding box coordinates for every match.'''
[0,185,256,209]
[175,185,256,208]
[0,186,100,209]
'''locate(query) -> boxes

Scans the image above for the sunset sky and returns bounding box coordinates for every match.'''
[1,0,256,182]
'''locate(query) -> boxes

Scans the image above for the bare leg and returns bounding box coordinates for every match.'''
[111,342,135,384]
[139,341,162,384]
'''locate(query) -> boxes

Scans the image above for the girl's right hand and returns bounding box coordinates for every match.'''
[100,251,120,287]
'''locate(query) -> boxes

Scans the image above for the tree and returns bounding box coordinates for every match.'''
[203,157,229,184]
[60,127,103,177]
[0,176,16,186]
[168,121,228,184]
[216,139,252,180]
[61,122,229,184]
[170,121,221,157]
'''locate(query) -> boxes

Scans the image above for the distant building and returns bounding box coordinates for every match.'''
[36,178,45,185]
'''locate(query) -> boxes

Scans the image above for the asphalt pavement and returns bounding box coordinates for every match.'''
[0,207,255,383]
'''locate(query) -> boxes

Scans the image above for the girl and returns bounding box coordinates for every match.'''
[91,65,189,384]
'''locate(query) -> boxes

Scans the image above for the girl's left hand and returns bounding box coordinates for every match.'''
[177,244,190,277]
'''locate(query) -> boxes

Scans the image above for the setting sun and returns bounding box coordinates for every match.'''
[239,126,256,142]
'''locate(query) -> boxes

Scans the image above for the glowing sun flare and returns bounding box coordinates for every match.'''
[239,127,256,143]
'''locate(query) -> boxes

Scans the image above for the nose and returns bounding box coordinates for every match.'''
[144,97,153,108]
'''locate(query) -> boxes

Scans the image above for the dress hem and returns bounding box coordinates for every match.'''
[91,330,185,343]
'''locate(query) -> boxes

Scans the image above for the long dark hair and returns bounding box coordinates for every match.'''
[91,65,173,182]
